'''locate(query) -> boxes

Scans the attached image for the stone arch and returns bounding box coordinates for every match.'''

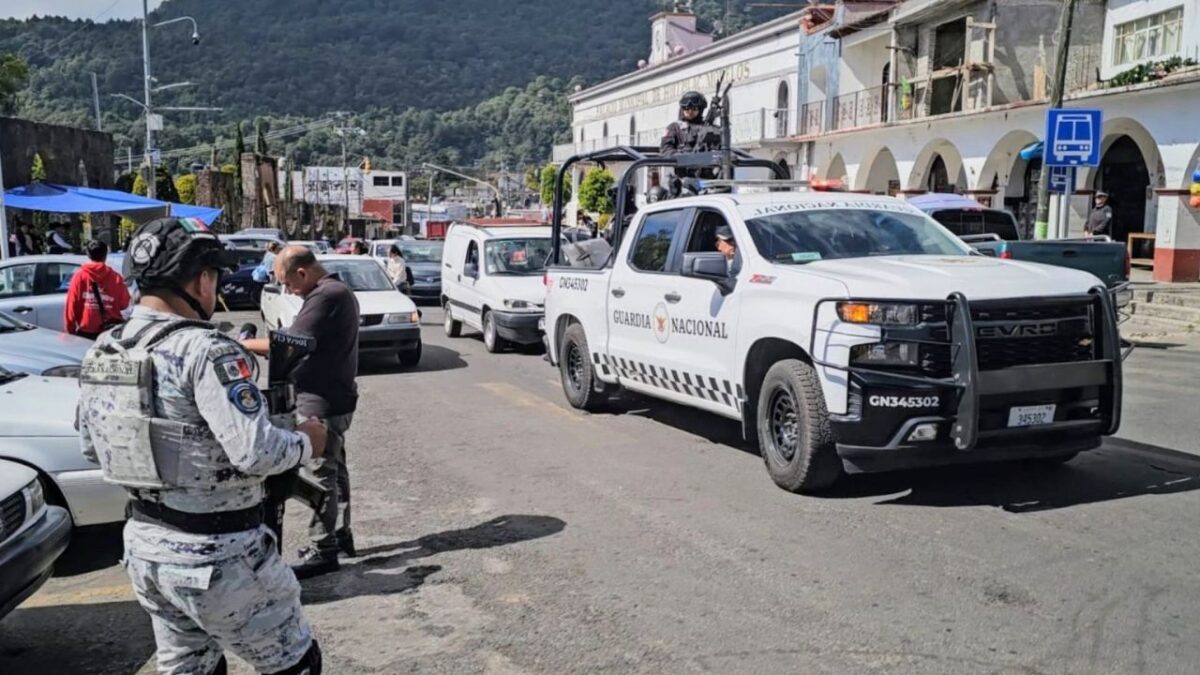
[819,153,847,182]
[909,138,965,192]
[976,129,1040,195]
[1183,143,1200,189]
[1080,117,1163,240]
[775,80,790,136]
[855,146,900,194]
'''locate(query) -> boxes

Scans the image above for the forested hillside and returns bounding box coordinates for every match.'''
[0,0,790,171]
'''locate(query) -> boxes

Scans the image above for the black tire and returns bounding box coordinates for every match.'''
[755,359,842,493]
[398,341,422,367]
[443,303,462,337]
[560,323,609,411]
[482,311,507,353]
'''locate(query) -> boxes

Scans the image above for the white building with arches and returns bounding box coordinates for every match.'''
[557,1,1200,281]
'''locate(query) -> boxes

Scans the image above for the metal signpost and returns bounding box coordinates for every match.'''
[1044,108,1102,239]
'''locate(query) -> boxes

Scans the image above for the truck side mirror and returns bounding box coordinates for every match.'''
[682,252,734,295]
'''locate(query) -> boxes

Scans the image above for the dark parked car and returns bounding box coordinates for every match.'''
[398,240,444,302]
[218,248,268,310]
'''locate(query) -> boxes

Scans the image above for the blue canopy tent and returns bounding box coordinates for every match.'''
[4,183,223,226]
[170,203,223,225]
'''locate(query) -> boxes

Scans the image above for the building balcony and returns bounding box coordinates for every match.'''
[729,108,793,145]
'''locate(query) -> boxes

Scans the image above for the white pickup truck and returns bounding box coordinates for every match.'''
[543,188,1123,493]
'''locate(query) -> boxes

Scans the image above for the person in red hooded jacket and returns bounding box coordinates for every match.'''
[64,239,131,339]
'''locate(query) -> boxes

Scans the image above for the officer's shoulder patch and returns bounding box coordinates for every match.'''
[227,381,262,415]
[213,354,255,385]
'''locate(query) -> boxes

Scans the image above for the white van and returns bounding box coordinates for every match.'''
[441,223,553,352]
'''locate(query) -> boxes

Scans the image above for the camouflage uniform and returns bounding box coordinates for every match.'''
[80,306,316,675]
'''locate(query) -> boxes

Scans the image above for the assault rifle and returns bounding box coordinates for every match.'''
[258,327,328,551]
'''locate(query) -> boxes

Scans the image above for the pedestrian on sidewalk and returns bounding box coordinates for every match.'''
[242,245,360,579]
[46,223,74,253]
[64,240,131,339]
[1086,191,1114,236]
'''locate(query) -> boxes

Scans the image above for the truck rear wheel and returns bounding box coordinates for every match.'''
[560,323,609,411]
[756,359,842,493]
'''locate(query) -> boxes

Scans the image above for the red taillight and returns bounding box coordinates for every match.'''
[998,244,1013,259]
[543,273,551,287]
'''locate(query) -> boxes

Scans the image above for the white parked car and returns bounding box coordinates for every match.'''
[0,254,124,332]
[260,254,423,366]
[0,458,72,620]
[0,366,126,528]
[441,223,552,352]
[0,311,90,377]
[292,240,332,255]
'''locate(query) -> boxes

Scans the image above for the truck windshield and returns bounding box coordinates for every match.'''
[745,209,971,264]
[323,260,395,291]
[485,238,553,276]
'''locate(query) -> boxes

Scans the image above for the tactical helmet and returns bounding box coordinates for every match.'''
[127,217,238,317]
[679,91,707,113]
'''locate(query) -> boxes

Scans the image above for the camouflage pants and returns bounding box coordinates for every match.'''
[124,528,312,674]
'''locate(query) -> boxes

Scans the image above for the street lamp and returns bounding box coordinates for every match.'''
[138,1,203,199]
[334,124,367,232]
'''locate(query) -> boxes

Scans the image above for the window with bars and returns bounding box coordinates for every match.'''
[1112,6,1184,66]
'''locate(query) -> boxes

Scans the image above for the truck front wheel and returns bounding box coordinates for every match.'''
[560,323,610,411]
[756,359,842,493]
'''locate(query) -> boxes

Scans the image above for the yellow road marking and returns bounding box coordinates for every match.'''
[20,582,134,608]
[478,382,582,422]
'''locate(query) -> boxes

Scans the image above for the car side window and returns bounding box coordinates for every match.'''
[629,210,685,273]
[43,263,80,293]
[0,264,36,298]
[685,210,731,254]
[465,241,478,266]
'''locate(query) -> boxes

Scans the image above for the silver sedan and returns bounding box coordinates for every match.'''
[0,311,90,377]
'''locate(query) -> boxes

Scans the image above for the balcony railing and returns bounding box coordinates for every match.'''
[800,101,825,135]
[729,108,794,144]
[831,85,890,131]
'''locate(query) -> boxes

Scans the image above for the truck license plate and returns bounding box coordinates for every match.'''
[1007,404,1056,428]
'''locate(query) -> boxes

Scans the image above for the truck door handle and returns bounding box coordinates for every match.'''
[12,306,33,313]
[664,292,682,304]
[611,288,625,298]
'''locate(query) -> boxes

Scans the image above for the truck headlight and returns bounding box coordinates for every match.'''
[503,299,534,310]
[385,312,420,324]
[43,365,81,378]
[837,302,918,326]
[851,342,920,367]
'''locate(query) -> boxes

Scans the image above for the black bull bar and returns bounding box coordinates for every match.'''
[806,285,1124,450]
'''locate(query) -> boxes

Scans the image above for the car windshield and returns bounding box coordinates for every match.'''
[484,238,553,276]
[399,241,444,263]
[223,237,274,251]
[323,260,394,291]
[0,311,34,333]
[744,208,971,264]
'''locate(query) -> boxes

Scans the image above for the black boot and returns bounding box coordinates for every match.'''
[291,547,340,580]
[336,528,356,558]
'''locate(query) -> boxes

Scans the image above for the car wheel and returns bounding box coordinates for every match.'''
[399,341,422,368]
[482,311,507,353]
[444,303,462,338]
[559,323,611,411]
[756,359,842,493]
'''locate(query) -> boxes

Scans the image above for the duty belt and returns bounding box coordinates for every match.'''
[128,500,263,535]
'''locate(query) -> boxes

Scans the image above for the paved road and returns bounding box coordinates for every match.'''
[3,308,1199,674]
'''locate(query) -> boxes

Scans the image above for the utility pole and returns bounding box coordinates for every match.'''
[89,72,102,131]
[0,143,9,260]
[141,0,156,199]
[1033,0,1078,240]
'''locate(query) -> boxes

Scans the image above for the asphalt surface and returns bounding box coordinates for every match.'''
[2,307,1199,674]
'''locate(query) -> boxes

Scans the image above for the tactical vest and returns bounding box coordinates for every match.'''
[79,320,257,495]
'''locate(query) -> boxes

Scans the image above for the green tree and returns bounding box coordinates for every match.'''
[132,174,148,196]
[155,166,181,204]
[524,165,540,192]
[254,117,270,155]
[578,167,614,214]
[540,164,571,206]
[30,153,47,181]
[0,52,29,115]
[174,174,198,204]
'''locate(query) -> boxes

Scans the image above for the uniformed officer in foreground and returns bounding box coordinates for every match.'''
[78,217,329,675]
[660,91,710,156]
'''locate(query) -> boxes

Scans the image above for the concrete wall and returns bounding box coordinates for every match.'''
[0,117,115,189]
[839,31,890,95]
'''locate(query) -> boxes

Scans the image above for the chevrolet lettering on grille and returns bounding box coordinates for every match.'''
[975,320,1060,339]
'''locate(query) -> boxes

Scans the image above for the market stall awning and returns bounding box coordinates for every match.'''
[170,203,223,225]
[4,182,168,218]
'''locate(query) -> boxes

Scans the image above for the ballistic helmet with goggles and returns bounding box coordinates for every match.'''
[126,217,238,318]
[679,91,707,113]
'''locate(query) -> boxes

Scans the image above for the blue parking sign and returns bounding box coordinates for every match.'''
[1046,108,1102,167]
[1048,166,1073,193]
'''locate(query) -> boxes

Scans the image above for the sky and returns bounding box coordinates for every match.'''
[0,0,165,21]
